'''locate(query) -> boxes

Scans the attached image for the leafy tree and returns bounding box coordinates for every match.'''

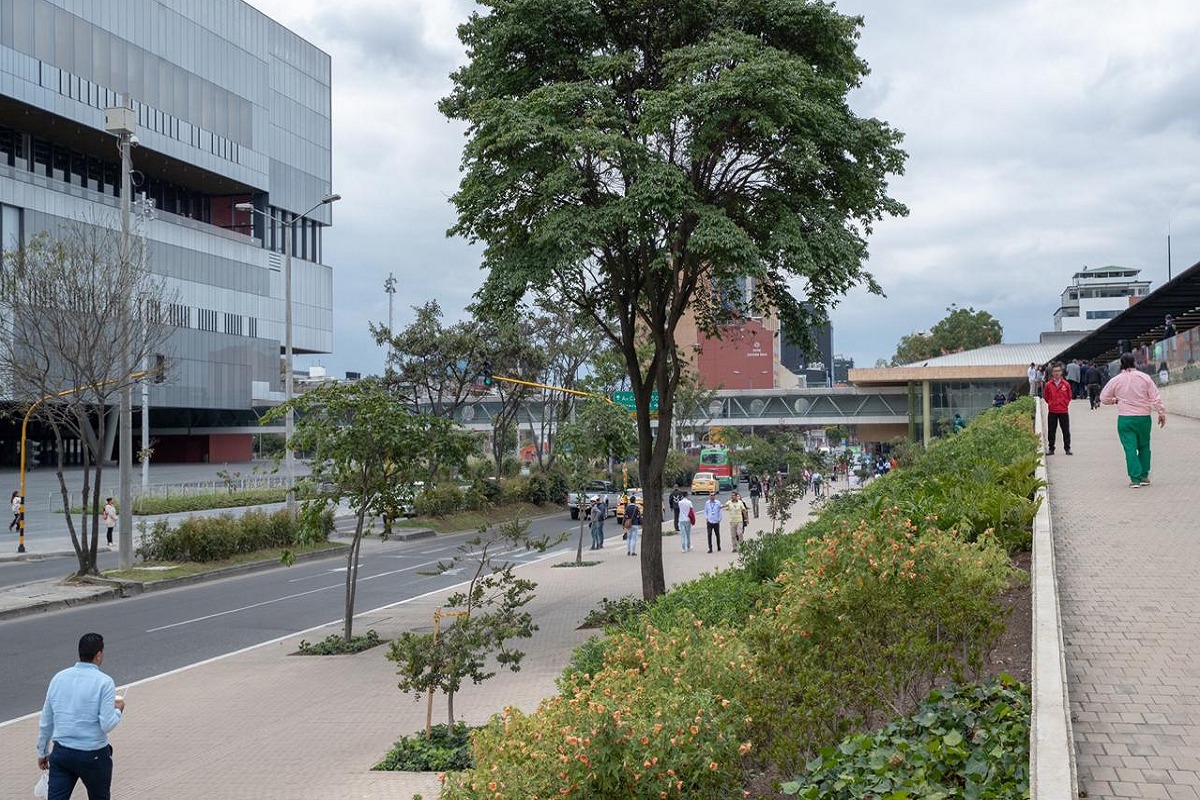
[891,305,1003,365]
[272,379,475,641]
[443,0,906,599]
[373,300,487,419]
[388,518,550,732]
[0,226,172,576]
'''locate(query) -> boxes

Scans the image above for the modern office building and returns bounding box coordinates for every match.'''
[0,0,333,463]
[1053,266,1150,332]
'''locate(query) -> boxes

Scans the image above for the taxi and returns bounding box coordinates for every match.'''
[690,472,718,495]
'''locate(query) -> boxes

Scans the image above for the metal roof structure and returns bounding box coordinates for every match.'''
[1052,258,1200,364]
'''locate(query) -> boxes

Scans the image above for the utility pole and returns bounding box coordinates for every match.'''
[105,101,136,571]
[385,272,397,363]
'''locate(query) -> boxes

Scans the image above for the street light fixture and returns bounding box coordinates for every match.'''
[235,193,340,515]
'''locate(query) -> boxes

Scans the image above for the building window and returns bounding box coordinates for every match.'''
[248,318,258,338]
[223,312,243,336]
[1085,310,1120,320]
[168,303,191,328]
[198,309,218,332]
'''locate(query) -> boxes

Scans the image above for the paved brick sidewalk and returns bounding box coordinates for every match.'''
[1048,399,1200,800]
[0,493,816,799]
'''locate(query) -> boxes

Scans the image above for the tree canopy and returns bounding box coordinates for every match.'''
[443,0,907,599]
[891,306,1003,366]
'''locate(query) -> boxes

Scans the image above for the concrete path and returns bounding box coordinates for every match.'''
[1048,399,1200,800]
[0,489,821,799]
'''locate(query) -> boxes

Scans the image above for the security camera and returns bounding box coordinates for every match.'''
[129,134,140,147]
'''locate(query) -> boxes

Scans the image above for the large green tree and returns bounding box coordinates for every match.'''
[891,305,1003,366]
[443,0,906,599]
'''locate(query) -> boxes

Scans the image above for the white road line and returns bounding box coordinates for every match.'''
[0,546,572,729]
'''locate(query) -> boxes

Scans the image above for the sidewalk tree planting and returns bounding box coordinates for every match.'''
[443,0,907,600]
[271,379,475,641]
[0,226,172,577]
[388,517,552,733]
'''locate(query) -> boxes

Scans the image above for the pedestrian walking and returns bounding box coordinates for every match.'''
[668,486,685,532]
[1065,359,1082,399]
[747,474,762,518]
[1083,361,1102,410]
[588,499,604,550]
[704,492,722,553]
[1043,363,1073,455]
[9,490,19,531]
[593,495,608,546]
[677,495,695,553]
[102,497,117,546]
[1100,352,1167,488]
[624,497,642,556]
[1027,362,1038,397]
[724,491,749,553]
[37,632,125,800]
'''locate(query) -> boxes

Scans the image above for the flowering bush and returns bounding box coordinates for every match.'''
[747,508,1013,771]
[442,614,754,799]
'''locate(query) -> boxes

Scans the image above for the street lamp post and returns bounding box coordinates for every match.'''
[235,195,340,515]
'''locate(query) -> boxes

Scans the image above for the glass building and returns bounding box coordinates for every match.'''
[0,0,333,463]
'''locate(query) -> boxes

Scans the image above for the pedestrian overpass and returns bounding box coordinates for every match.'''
[449,386,910,436]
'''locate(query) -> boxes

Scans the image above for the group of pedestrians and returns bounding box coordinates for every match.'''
[1029,359,1108,408]
[1042,353,1168,489]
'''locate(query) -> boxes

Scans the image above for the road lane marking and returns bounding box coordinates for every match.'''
[0,546,571,729]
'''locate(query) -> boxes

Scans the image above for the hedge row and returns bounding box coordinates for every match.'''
[135,508,332,562]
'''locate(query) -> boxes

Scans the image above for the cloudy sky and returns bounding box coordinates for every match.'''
[247,0,1200,376]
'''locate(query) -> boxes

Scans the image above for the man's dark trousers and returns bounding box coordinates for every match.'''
[1047,412,1071,452]
[706,521,721,552]
[49,743,113,800]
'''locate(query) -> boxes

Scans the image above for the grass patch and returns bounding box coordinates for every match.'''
[102,541,344,582]
[296,629,384,655]
[552,560,601,568]
[389,502,559,534]
[130,488,290,515]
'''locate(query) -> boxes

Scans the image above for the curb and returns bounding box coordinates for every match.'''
[1030,400,1078,798]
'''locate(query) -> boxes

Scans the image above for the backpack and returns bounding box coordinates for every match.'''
[688,506,696,525]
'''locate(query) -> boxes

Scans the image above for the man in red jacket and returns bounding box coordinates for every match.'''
[1043,363,1073,455]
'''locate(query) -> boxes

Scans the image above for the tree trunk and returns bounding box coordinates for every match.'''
[447,688,455,728]
[52,426,82,561]
[575,511,585,564]
[343,507,366,641]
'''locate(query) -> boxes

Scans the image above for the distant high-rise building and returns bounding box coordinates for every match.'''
[779,318,834,387]
[1054,266,1150,332]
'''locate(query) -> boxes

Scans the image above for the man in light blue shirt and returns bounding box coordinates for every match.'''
[37,632,125,800]
[704,492,723,553]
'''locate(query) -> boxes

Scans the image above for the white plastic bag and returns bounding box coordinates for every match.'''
[33,772,48,798]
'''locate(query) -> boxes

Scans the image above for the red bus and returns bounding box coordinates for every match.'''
[699,447,735,490]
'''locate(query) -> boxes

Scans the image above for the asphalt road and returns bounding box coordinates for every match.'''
[0,513,586,723]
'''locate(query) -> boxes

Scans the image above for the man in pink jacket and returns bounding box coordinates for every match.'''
[1100,353,1167,487]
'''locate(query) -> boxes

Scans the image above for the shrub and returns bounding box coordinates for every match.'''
[544,470,570,504]
[781,677,1030,799]
[297,629,382,655]
[131,488,288,515]
[746,509,1013,771]
[135,508,331,562]
[557,635,610,689]
[443,615,754,800]
[525,473,551,505]
[374,722,475,771]
[578,595,649,629]
[641,568,763,631]
[414,484,465,518]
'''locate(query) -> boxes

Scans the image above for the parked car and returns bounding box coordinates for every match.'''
[568,479,616,520]
[690,472,718,495]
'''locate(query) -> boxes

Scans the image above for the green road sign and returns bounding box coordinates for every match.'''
[612,391,658,412]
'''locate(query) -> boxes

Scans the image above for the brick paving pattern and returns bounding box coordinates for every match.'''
[1049,398,1200,800]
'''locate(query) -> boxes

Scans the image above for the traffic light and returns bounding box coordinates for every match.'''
[481,360,494,387]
